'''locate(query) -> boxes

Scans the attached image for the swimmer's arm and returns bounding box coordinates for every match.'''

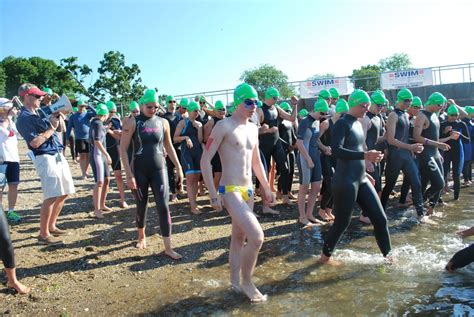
[119,116,136,178]
[200,121,226,200]
[277,105,297,122]
[331,122,365,160]
[197,122,203,144]
[162,119,183,177]
[296,139,312,162]
[385,112,412,150]
[459,122,470,142]
[203,119,213,143]
[173,120,188,144]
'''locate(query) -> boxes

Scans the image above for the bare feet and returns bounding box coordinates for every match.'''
[359,215,372,224]
[288,192,297,200]
[426,205,434,216]
[164,249,182,260]
[119,202,129,209]
[262,206,280,215]
[307,214,325,225]
[316,254,342,266]
[230,283,241,293]
[100,206,112,212]
[282,196,294,206]
[7,281,30,295]
[191,206,202,215]
[135,238,147,249]
[240,281,267,303]
[276,191,282,200]
[91,210,104,219]
[319,209,331,221]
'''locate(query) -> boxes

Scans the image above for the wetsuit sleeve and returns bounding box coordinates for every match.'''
[91,121,103,141]
[439,121,449,138]
[331,120,365,160]
[448,244,474,270]
[460,121,470,142]
[291,127,297,145]
[297,118,309,140]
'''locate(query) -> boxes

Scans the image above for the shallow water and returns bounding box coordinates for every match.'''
[140,189,474,316]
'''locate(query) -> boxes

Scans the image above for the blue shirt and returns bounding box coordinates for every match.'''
[16,107,64,156]
[66,107,96,140]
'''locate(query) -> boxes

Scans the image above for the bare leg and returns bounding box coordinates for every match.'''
[100,177,112,211]
[187,174,201,214]
[268,160,277,192]
[213,173,221,193]
[306,182,321,223]
[163,236,182,260]
[7,183,18,211]
[92,182,104,218]
[136,227,146,249]
[223,193,266,302]
[5,268,30,294]
[49,195,68,230]
[39,198,56,238]
[297,184,309,224]
[79,153,89,178]
[229,221,246,288]
[113,170,129,208]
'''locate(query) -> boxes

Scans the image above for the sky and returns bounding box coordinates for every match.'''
[1,0,474,99]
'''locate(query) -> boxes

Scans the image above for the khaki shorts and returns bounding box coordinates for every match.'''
[34,153,75,200]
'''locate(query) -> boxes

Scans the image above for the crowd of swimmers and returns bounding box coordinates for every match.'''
[0,82,473,301]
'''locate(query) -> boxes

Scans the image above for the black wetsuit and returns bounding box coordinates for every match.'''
[381,108,424,216]
[322,114,391,257]
[210,117,223,174]
[131,114,171,236]
[462,117,474,182]
[105,115,122,171]
[259,103,290,194]
[180,118,202,175]
[89,118,109,183]
[448,244,474,270]
[163,111,181,194]
[365,111,383,193]
[277,118,296,194]
[399,115,420,204]
[440,120,470,199]
[0,209,15,269]
[418,110,445,207]
[319,118,336,210]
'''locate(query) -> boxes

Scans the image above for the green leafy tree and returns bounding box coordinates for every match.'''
[378,53,412,72]
[306,73,336,80]
[351,65,381,91]
[0,65,5,96]
[240,64,295,100]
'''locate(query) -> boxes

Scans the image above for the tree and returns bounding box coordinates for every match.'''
[378,53,412,72]
[240,64,295,100]
[351,65,381,91]
[306,73,336,81]
[0,65,5,97]
[61,51,146,112]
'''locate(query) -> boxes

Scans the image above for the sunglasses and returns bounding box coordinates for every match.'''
[146,105,158,110]
[217,108,226,112]
[169,100,176,104]
[376,104,384,108]
[132,110,139,113]
[403,99,413,103]
[272,96,279,101]
[359,103,370,110]
[30,94,43,99]
[243,99,258,109]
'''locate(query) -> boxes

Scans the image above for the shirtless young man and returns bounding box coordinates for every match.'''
[200,83,273,302]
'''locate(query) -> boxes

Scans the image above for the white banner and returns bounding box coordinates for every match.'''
[381,68,433,89]
[299,77,354,98]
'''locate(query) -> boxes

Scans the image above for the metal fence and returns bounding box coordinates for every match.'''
[174,62,474,104]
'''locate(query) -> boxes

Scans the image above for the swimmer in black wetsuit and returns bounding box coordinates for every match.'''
[381,88,426,217]
[277,101,297,200]
[296,99,328,225]
[462,106,474,184]
[318,89,391,264]
[120,89,183,259]
[89,104,112,219]
[446,226,474,272]
[174,101,204,214]
[162,95,182,202]
[257,87,297,213]
[413,92,452,216]
[203,100,226,191]
[440,104,470,200]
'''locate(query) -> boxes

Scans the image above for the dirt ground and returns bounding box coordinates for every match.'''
[1,143,309,316]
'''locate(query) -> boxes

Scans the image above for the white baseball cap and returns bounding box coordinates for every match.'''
[0,98,13,108]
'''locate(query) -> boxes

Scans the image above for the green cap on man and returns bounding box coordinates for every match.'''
[234,83,258,107]
[425,92,447,106]
[329,87,340,99]
[348,89,370,108]
[411,96,423,108]
[264,87,280,100]
[106,100,117,112]
[371,90,388,105]
[298,109,309,117]
[397,88,413,102]
[319,89,331,100]
[96,103,109,116]
[314,99,329,112]
[187,101,200,112]
[446,104,459,116]
[336,99,349,113]
[279,102,292,112]
[214,100,225,110]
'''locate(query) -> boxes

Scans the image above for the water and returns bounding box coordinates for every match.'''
[141,190,474,316]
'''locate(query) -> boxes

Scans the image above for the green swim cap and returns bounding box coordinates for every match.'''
[279,102,292,112]
[129,101,139,112]
[425,92,447,106]
[371,90,388,105]
[106,100,117,112]
[142,89,158,104]
[179,98,189,108]
[348,89,370,108]
[319,89,331,100]
[465,106,474,114]
[329,87,340,99]
[335,99,349,113]
[77,99,87,106]
[43,87,53,95]
[234,83,258,107]
[386,105,393,111]
[165,95,175,103]
[298,109,309,117]
[228,105,236,115]
[72,107,78,112]
[264,87,280,100]
[446,104,459,116]
[214,100,225,110]
[314,99,329,113]
[397,88,413,102]
[96,103,109,116]
[187,101,200,112]
[411,96,423,108]
[257,100,263,108]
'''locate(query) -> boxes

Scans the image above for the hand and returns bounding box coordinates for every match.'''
[365,160,375,173]
[191,120,201,129]
[450,131,460,140]
[49,114,61,129]
[410,143,424,154]
[438,142,450,151]
[323,146,332,156]
[185,137,193,149]
[443,126,453,134]
[126,175,137,190]
[306,157,315,168]
[260,124,269,133]
[177,169,184,186]
[364,150,383,163]
[262,187,275,206]
[366,173,376,187]
[210,196,223,212]
[106,154,112,165]
[269,126,279,133]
